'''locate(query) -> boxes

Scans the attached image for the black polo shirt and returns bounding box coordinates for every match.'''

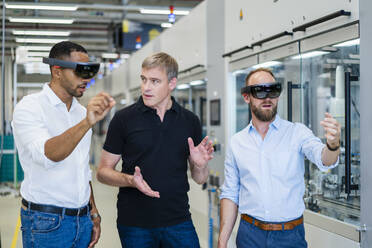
[103,96,202,228]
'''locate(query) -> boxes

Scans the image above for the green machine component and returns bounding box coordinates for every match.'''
[0,135,23,184]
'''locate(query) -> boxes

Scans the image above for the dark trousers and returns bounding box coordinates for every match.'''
[236,218,308,248]
[117,220,200,248]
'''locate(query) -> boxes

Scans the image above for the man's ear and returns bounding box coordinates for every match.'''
[51,66,62,80]
[242,93,250,104]
[169,77,177,91]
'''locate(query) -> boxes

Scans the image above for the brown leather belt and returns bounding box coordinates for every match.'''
[241,214,303,231]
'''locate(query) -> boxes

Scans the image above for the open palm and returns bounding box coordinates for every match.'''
[188,136,214,168]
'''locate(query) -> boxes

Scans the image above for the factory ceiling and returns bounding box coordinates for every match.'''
[1,0,203,58]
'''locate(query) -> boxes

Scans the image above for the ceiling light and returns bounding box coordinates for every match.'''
[5,3,78,11]
[333,38,360,47]
[18,46,52,51]
[252,61,282,69]
[12,30,71,36]
[9,17,74,24]
[161,23,173,28]
[176,84,190,90]
[121,54,130,59]
[140,9,189,15]
[102,53,119,59]
[190,80,205,86]
[16,38,68,44]
[292,51,329,60]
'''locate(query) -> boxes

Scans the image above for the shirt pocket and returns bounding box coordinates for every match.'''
[270,144,300,181]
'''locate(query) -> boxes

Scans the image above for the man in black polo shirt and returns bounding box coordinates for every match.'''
[97,52,213,247]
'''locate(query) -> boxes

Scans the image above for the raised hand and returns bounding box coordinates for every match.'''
[188,136,214,168]
[320,112,341,148]
[131,166,160,198]
[86,92,116,126]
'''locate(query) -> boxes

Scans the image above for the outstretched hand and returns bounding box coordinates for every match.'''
[131,166,160,198]
[188,136,214,168]
[320,112,341,148]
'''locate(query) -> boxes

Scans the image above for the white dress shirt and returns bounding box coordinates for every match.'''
[12,83,92,208]
[220,115,338,222]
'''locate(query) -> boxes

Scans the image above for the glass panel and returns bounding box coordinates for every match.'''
[174,80,207,136]
[301,39,360,225]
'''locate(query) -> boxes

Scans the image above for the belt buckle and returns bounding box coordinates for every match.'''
[77,208,81,216]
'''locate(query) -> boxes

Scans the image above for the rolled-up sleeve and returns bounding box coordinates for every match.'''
[298,123,338,172]
[12,99,60,169]
[220,143,240,205]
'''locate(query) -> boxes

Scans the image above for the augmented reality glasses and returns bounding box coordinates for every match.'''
[241,82,282,99]
[43,57,100,79]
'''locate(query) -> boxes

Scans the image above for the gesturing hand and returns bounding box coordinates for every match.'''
[320,112,341,148]
[131,166,160,198]
[188,136,214,168]
[86,92,116,126]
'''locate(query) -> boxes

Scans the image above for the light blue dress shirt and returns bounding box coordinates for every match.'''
[220,115,338,222]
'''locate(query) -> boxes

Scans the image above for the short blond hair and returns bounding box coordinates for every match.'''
[245,67,275,86]
[142,52,178,81]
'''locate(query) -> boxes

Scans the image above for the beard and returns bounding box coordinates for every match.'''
[250,101,277,122]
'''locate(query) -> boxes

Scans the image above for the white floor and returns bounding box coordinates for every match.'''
[0,168,121,248]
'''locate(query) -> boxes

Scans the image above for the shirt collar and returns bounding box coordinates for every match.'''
[43,83,63,106]
[136,96,180,114]
[43,83,78,111]
[247,114,281,132]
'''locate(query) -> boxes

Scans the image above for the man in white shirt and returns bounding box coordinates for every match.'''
[218,68,341,248]
[12,41,115,248]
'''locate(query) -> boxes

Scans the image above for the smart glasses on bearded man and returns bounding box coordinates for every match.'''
[241,82,282,99]
[43,57,100,79]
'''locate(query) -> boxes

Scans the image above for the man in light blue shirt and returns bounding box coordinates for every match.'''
[218,68,341,248]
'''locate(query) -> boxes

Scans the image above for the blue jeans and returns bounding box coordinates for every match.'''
[236,218,308,248]
[117,220,200,248]
[20,207,93,248]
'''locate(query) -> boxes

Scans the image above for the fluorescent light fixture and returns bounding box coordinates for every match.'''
[9,17,74,24]
[333,38,360,47]
[190,80,205,86]
[12,30,71,36]
[27,52,50,57]
[252,61,282,69]
[161,23,173,28]
[16,38,68,44]
[121,54,130,59]
[140,9,189,15]
[5,3,78,11]
[26,57,43,62]
[102,53,119,59]
[176,84,190,90]
[18,46,52,51]
[292,51,329,60]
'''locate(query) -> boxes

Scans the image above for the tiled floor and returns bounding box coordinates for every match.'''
[0,168,121,248]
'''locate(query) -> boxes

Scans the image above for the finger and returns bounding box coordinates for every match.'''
[325,134,337,142]
[188,137,195,150]
[200,136,209,146]
[205,140,214,150]
[134,166,141,177]
[141,180,160,198]
[320,121,337,129]
[324,127,338,135]
[88,230,99,248]
[323,117,338,125]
